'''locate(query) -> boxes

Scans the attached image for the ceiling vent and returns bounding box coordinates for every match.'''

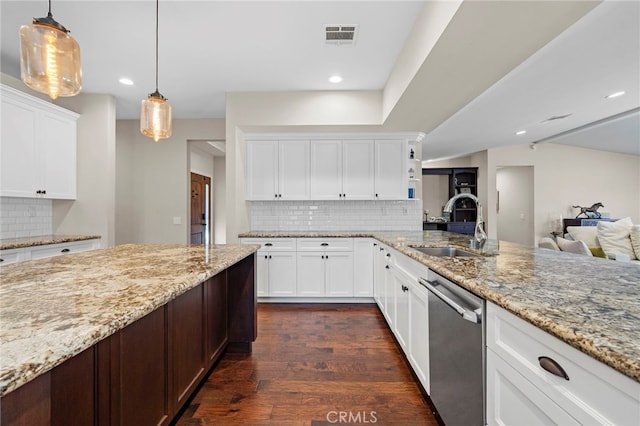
[324,25,358,45]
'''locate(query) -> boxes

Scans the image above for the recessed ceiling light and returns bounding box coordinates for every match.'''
[119,77,134,86]
[329,75,343,84]
[515,130,527,136]
[605,91,625,99]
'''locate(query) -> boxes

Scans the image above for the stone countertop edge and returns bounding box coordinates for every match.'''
[0,243,260,397]
[0,234,102,250]
[239,231,640,384]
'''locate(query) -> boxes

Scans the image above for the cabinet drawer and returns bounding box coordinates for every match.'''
[487,303,640,425]
[296,238,353,252]
[29,240,99,260]
[240,238,296,251]
[0,248,25,265]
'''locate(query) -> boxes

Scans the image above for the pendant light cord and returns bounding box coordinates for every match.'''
[155,0,159,92]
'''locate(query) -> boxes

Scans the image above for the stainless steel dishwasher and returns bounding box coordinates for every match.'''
[419,270,485,426]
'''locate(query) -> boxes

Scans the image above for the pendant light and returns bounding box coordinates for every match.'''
[141,0,172,142]
[19,0,82,100]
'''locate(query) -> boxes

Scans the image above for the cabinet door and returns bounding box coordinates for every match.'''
[296,252,325,296]
[256,251,269,296]
[310,140,342,199]
[169,286,205,413]
[392,268,410,352]
[268,252,297,296]
[38,111,76,199]
[109,307,169,426]
[373,244,387,309]
[383,265,397,328]
[278,140,310,200]
[353,239,374,297]
[325,252,354,297]
[204,273,228,367]
[486,349,579,426]
[409,281,430,393]
[0,95,38,198]
[342,139,374,199]
[246,140,278,200]
[374,139,406,200]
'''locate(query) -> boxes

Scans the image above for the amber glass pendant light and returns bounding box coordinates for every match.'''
[19,0,82,100]
[141,0,172,142]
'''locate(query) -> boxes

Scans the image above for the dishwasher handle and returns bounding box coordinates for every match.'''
[419,278,481,324]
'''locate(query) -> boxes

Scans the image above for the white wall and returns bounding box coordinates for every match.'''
[213,156,226,244]
[485,143,640,243]
[421,175,449,219]
[115,119,225,244]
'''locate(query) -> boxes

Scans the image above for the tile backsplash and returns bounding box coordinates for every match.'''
[250,200,423,231]
[0,197,53,239]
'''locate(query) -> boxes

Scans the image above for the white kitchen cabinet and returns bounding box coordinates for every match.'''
[296,238,354,297]
[407,278,430,393]
[1,84,78,199]
[0,248,26,265]
[373,241,389,311]
[353,238,374,297]
[389,265,409,351]
[309,139,374,200]
[0,239,100,264]
[29,239,100,260]
[374,139,406,200]
[245,139,309,200]
[240,238,297,296]
[486,302,640,426]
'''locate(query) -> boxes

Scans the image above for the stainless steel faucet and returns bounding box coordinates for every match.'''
[443,193,488,248]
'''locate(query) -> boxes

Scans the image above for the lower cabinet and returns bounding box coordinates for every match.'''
[486,302,640,426]
[0,256,255,426]
[297,251,354,297]
[0,239,100,264]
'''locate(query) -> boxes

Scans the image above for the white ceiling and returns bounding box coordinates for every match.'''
[1,1,639,159]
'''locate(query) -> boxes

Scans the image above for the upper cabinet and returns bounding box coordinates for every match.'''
[246,133,423,201]
[246,139,310,200]
[1,84,79,199]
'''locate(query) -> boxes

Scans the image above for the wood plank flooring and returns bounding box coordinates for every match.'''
[175,303,440,426]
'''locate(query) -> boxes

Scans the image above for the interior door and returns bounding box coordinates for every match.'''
[191,172,211,244]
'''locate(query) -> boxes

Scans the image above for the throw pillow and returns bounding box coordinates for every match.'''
[538,237,560,251]
[589,247,607,258]
[566,226,600,248]
[630,225,640,260]
[556,237,593,256]
[596,217,636,260]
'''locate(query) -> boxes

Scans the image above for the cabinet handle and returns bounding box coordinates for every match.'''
[265,243,273,246]
[385,265,390,269]
[373,243,378,246]
[321,243,329,246]
[538,356,569,380]
[375,193,379,198]
[42,190,46,195]
[278,194,282,198]
[401,285,409,292]
[0,258,4,262]
[379,247,384,251]
[264,255,268,259]
[386,253,391,258]
[269,255,272,259]
[275,194,278,198]
[61,248,71,253]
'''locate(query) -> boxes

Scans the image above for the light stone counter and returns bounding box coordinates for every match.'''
[0,234,101,250]
[0,243,259,396]
[240,230,640,383]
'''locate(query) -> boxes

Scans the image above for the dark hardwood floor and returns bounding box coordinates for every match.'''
[175,303,439,426]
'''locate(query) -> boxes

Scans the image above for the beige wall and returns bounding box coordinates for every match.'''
[116,118,225,244]
[484,143,640,243]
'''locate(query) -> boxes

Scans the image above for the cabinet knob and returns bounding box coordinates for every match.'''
[538,356,569,380]
[375,193,379,198]
[0,258,4,263]
[401,285,409,292]
[61,248,71,253]
[386,253,391,258]
[385,265,390,269]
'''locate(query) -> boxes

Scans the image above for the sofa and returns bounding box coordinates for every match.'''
[539,217,640,265]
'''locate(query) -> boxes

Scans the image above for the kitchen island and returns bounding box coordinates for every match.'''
[0,243,258,425]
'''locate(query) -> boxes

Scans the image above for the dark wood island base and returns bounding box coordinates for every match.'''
[1,254,256,426]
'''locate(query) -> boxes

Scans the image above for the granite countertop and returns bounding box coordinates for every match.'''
[0,243,259,397]
[0,234,101,250]
[240,230,640,383]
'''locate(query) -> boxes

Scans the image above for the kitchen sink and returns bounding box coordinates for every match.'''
[410,246,480,258]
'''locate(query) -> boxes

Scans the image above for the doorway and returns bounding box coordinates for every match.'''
[191,172,211,244]
[496,166,534,247]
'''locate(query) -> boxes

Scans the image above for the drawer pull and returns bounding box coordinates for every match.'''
[538,356,569,380]
[61,248,71,253]
[401,285,409,292]
[0,258,4,262]
[321,243,329,246]
[264,243,273,247]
